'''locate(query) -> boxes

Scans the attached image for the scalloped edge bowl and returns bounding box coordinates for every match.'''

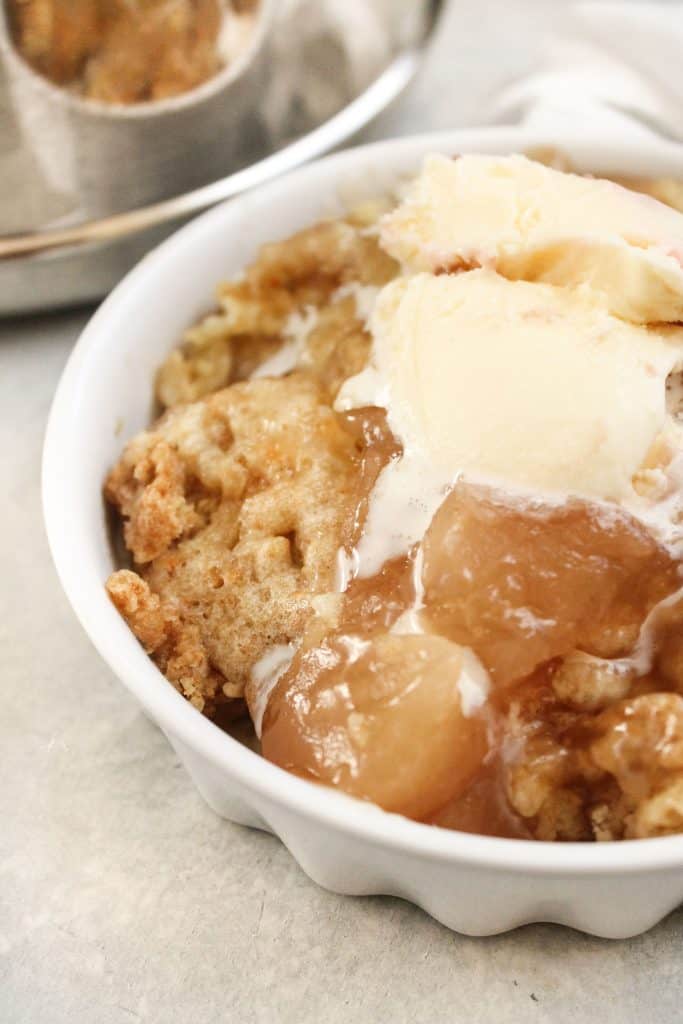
[43,128,683,938]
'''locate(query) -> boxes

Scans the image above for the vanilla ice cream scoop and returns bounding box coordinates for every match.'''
[337,269,683,575]
[380,154,683,323]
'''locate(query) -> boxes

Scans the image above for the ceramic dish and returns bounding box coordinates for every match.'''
[0,0,275,221]
[43,129,683,938]
[0,0,441,314]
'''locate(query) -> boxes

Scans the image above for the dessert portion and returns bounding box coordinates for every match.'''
[7,0,257,103]
[337,269,683,574]
[381,153,683,323]
[106,215,398,713]
[105,154,683,841]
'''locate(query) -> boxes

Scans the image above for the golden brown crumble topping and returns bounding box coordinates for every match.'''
[155,219,397,407]
[106,373,362,711]
[106,216,397,713]
[7,0,254,103]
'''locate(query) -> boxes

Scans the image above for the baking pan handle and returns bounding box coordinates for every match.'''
[0,47,425,261]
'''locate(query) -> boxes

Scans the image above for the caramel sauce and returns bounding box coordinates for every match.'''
[262,633,489,821]
[428,759,532,840]
[336,406,402,551]
[260,420,683,839]
[423,482,681,684]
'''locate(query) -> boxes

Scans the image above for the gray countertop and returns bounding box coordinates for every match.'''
[3,3,683,1022]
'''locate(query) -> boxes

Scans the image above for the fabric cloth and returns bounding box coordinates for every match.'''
[490,2,683,142]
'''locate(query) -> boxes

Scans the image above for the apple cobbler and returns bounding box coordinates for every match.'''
[105,155,683,842]
[7,0,257,103]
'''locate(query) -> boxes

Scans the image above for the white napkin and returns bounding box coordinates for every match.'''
[261,0,428,141]
[490,2,683,142]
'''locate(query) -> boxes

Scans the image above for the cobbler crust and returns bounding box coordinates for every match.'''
[503,683,683,840]
[106,373,359,711]
[105,218,396,712]
[155,219,397,408]
[8,0,229,103]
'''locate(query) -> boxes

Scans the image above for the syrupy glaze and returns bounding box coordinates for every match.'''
[422,482,682,684]
[262,633,489,820]
[259,408,683,839]
[428,758,532,839]
[336,406,403,553]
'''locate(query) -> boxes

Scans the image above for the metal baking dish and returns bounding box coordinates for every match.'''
[0,0,443,315]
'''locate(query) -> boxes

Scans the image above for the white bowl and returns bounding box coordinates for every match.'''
[43,128,683,938]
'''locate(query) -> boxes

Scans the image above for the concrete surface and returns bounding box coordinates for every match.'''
[3,3,683,1022]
